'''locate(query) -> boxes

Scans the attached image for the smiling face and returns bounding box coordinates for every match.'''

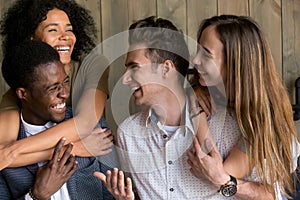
[122,45,165,107]
[33,9,76,65]
[192,25,226,88]
[22,61,70,125]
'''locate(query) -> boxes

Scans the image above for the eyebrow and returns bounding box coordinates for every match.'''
[44,23,73,28]
[45,75,70,90]
[125,61,139,68]
[201,45,212,55]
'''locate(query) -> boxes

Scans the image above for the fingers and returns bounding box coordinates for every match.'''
[64,154,78,177]
[105,170,113,191]
[58,143,73,165]
[125,177,133,195]
[193,137,207,158]
[93,171,107,185]
[117,171,126,196]
[92,127,112,136]
[95,168,133,199]
[51,137,66,162]
[111,168,119,193]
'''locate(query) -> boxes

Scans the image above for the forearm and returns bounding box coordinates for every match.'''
[4,89,107,165]
[7,118,79,154]
[0,110,20,145]
[235,179,274,200]
[8,149,53,167]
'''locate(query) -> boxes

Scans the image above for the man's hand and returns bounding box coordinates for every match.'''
[94,168,134,200]
[31,138,77,200]
[73,128,113,157]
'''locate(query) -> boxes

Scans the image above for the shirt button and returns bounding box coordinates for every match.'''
[163,134,168,138]
[170,188,174,192]
[168,160,173,165]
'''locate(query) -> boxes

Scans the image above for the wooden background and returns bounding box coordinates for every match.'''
[0,0,299,134]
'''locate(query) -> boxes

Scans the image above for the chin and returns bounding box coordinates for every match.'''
[52,115,65,123]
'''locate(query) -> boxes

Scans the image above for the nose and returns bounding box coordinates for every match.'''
[59,32,69,40]
[122,68,132,85]
[57,84,70,99]
[192,53,202,71]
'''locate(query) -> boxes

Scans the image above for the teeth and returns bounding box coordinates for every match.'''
[131,87,139,91]
[53,102,66,110]
[197,70,206,74]
[55,46,70,52]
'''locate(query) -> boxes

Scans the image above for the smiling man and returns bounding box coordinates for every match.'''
[0,40,114,200]
[95,16,195,200]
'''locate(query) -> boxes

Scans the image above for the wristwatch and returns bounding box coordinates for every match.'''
[218,175,237,197]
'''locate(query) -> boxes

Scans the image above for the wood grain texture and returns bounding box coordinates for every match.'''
[218,0,249,16]
[250,0,282,76]
[0,0,299,134]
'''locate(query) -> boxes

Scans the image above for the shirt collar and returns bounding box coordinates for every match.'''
[20,111,56,136]
[145,97,195,135]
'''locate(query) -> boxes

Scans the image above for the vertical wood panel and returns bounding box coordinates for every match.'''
[282,0,300,99]
[218,0,249,16]
[187,0,217,57]
[0,0,299,134]
[101,0,129,133]
[157,0,187,35]
[76,0,102,43]
[282,0,300,134]
[249,0,282,76]
[128,0,156,24]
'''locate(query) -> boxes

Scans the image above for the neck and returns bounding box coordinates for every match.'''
[152,87,186,126]
[21,110,46,126]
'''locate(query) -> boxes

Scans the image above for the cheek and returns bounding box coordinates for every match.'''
[70,34,76,44]
[40,37,55,47]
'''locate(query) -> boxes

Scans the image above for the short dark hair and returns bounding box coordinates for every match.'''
[2,40,60,91]
[0,0,96,61]
[129,16,190,81]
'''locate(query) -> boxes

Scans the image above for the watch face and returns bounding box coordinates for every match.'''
[221,185,237,197]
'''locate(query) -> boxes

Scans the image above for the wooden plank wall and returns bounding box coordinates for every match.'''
[0,0,299,133]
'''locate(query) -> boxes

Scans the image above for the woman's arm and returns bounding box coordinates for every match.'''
[3,89,108,168]
[187,138,274,200]
[223,146,251,178]
[0,110,20,144]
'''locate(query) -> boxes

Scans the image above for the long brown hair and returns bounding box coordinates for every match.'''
[196,15,297,197]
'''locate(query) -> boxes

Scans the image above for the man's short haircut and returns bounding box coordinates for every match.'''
[128,16,190,81]
[2,40,60,91]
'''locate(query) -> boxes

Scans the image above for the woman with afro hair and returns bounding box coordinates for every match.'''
[0,0,114,169]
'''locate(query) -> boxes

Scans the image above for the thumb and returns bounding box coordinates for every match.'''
[93,172,107,184]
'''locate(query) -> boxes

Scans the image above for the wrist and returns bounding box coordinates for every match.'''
[30,187,49,200]
[218,175,238,197]
[217,173,231,187]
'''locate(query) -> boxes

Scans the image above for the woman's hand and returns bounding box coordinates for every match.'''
[31,138,77,200]
[187,138,230,188]
[94,168,135,200]
[73,128,113,157]
[190,86,213,116]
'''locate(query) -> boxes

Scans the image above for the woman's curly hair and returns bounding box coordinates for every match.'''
[0,0,97,61]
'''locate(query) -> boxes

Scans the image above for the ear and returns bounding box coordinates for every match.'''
[162,60,175,77]
[16,88,29,100]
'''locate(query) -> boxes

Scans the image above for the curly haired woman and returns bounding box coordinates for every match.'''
[0,0,113,169]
